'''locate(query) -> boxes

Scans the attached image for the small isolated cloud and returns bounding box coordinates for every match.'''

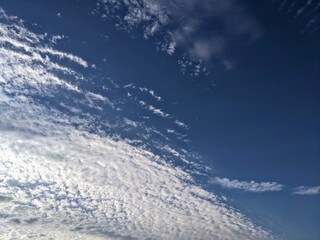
[139,87,162,102]
[139,101,170,118]
[210,177,284,193]
[50,34,65,44]
[222,59,234,71]
[292,186,320,195]
[123,118,139,128]
[148,105,170,118]
[174,120,189,129]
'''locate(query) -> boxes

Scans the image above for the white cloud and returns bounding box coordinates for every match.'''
[292,186,320,195]
[50,34,66,44]
[175,119,189,129]
[124,83,135,89]
[210,177,284,193]
[0,98,274,239]
[139,100,171,118]
[123,84,191,147]
[166,42,176,55]
[189,37,225,61]
[138,87,162,102]
[0,7,276,239]
[123,118,139,128]
[85,91,113,109]
[125,84,163,102]
[148,89,162,101]
[147,105,170,118]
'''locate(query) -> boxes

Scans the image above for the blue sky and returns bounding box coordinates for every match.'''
[0,0,319,239]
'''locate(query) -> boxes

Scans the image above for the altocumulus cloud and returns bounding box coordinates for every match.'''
[0,7,276,240]
[210,177,284,193]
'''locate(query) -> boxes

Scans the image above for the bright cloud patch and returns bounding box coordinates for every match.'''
[210,177,284,193]
[0,7,276,240]
[0,100,275,240]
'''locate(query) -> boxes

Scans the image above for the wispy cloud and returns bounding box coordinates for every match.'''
[0,6,187,165]
[292,186,320,195]
[272,0,320,35]
[124,83,162,101]
[94,0,263,74]
[174,119,189,129]
[139,100,171,118]
[210,177,284,193]
[123,118,139,128]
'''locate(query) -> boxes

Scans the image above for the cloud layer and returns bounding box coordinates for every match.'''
[0,101,275,240]
[0,6,276,240]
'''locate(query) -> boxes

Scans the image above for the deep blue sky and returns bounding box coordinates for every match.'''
[0,0,319,239]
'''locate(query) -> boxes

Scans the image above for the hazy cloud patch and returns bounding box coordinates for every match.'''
[94,0,263,74]
[292,186,320,195]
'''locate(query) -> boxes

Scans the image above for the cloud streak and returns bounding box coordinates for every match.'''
[292,186,320,195]
[210,177,284,193]
[272,0,320,35]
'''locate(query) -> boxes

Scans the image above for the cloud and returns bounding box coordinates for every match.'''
[94,0,263,74]
[123,118,139,128]
[210,177,284,193]
[222,59,234,70]
[189,37,225,61]
[292,186,320,195]
[0,99,275,239]
[147,105,170,118]
[273,0,320,35]
[124,84,162,102]
[174,119,189,129]
[50,34,66,44]
[148,89,162,102]
[0,7,276,239]
[139,100,171,118]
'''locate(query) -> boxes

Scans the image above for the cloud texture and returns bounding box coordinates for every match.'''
[0,7,276,240]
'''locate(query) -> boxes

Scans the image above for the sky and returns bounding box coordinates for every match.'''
[0,0,319,239]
